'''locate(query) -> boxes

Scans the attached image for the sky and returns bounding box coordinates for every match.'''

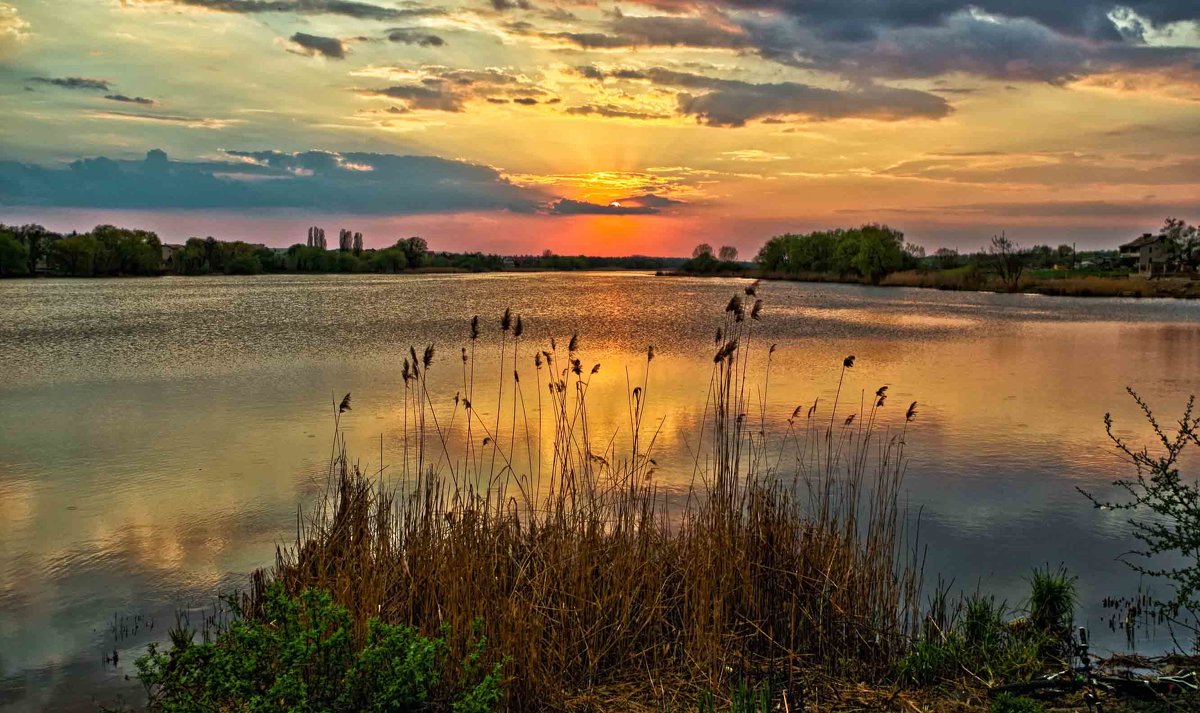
[0,0,1198,255]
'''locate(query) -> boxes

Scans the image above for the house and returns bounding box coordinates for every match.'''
[161,243,183,268]
[1119,233,1173,275]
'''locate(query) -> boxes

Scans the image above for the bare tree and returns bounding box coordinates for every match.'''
[988,232,1027,291]
[717,245,738,262]
[692,243,714,259]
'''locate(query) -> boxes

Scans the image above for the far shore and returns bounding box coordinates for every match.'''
[662,267,1200,300]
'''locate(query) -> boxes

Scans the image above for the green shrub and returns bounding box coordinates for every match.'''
[136,583,504,712]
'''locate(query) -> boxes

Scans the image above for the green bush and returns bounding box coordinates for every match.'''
[136,583,504,712]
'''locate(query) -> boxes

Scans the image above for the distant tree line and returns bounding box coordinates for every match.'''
[516,250,684,271]
[735,218,1198,290]
[0,224,163,277]
[0,224,688,278]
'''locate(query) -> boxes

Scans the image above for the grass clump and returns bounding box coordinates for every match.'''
[900,570,1077,688]
[135,582,503,713]
[989,692,1046,713]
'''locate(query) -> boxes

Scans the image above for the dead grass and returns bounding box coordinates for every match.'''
[248,288,924,711]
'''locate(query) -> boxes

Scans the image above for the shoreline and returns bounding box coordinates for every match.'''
[661,267,1200,300]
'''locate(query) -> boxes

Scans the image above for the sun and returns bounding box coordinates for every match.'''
[609,201,621,208]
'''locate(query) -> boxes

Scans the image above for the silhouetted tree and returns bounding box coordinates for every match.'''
[717,245,738,262]
[988,232,1027,291]
[692,243,713,259]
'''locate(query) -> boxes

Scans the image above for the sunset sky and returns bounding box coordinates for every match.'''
[1,0,1198,255]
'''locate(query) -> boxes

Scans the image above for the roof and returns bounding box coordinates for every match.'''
[1120,233,1168,250]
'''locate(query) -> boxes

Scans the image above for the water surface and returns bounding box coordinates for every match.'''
[2,273,1199,710]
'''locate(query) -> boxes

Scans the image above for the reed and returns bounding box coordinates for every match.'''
[249,292,921,710]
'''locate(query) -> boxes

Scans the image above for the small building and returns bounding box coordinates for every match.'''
[161,243,182,268]
[1119,233,1173,275]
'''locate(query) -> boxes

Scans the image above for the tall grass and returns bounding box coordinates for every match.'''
[249,289,922,710]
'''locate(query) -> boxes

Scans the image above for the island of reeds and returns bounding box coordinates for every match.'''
[120,289,1200,712]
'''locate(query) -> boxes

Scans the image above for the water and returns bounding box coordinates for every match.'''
[1,272,1198,710]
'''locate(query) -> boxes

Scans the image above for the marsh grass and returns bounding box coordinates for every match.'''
[248,290,923,710]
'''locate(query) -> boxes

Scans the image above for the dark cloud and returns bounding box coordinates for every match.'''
[620,193,686,207]
[104,94,157,105]
[565,103,670,120]
[0,148,547,214]
[713,1,1198,42]
[546,14,750,49]
[136,0,442,21]
[610,14,750,47]
[491,0,531,10]
[29,76,111,91]
[364,83,464,111]
[386,28,445,46]
[547,198,661,215]
[360,66,555,112]
[579,66,951,126]
[289,32,347,58]
[540,4,1198,88]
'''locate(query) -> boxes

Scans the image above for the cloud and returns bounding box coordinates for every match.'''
[580,66,951,126]
[104,94,157,105]
[881,152,1200,186]
[491,0,531,11]
[565,103,670,120]
[128,0,441,21]
[288,32,347,58]
[853,198,1200,219]
[545,14,750,49]
[547,198,662,215]
[86,110,238,128]
[721,149,789,161]
[359,66,556,112]
[386,28,444,46]
[29,76,111,91]
[0,148,549,214]
[619,193,686,207]
[0,3,29,45]
[708,1,1199,43]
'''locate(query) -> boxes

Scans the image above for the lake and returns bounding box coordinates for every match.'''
[1,272,1198,710]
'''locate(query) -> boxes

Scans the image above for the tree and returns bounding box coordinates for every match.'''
[717,245,739,262]
[692,243,713,259]
[397,237,428,267]
[1161,218,1199,270]
[0,233,29,276]
[8,224,57,274]
[988,232,1027,291]
[48,235,99,276]
[933,247,960,270]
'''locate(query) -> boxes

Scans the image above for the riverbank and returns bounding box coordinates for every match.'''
[664,267,1200,299]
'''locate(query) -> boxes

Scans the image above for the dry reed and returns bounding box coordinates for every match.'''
[249,291,921,711]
